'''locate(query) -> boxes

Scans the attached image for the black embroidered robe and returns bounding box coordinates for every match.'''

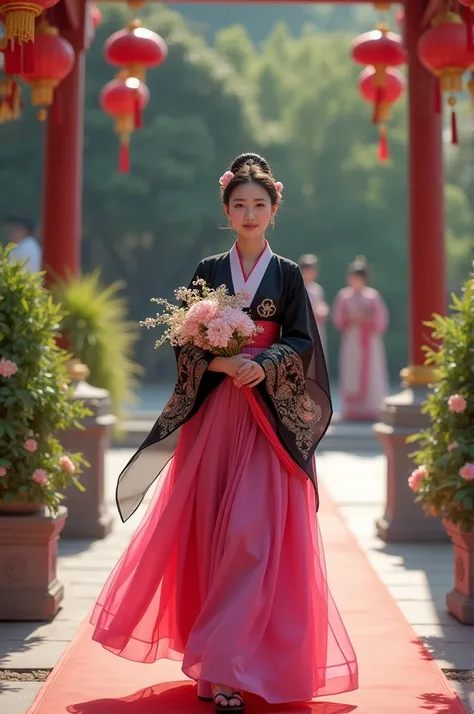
[116,252,332,522]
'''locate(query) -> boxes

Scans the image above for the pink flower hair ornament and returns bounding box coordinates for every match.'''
[219,172,284,201]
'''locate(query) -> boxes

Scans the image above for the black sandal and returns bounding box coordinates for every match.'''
[213,691,245,713]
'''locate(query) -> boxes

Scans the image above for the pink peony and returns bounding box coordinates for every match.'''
[206,317,233,348]
[59,455,75,474]
[447,442,459,452]
[459,463,474,481]
[408,465,428,492]
[0,358,18,377]
[32,469,48,486]
[448,394,467,413]
[182,300,219,340]
[220,307,255,338]
[0,467,6,477]
[24,439,38,453]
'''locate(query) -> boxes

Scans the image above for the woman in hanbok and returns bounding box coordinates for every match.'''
[91,153,358,711]
[333,256,389,422]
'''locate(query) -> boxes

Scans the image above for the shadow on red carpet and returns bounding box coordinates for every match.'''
[66,681,357,714]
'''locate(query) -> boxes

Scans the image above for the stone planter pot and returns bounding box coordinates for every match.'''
[0,506,67,620]
[0,500,44,515]
[443,518,474,625]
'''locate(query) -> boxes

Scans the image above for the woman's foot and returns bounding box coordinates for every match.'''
[212,684,245,712]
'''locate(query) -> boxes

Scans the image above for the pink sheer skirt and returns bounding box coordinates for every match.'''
[91,352,358,703]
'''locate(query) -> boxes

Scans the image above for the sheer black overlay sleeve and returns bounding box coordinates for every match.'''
[252,262,333,491]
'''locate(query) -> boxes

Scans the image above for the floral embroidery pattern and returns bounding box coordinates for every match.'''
[257,298,277,318]
[156,344,209,438]
[259,344,322,459]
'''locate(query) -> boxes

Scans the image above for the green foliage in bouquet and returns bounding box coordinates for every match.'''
[52,271,142,419]
[0,246,89,514]
[408,268,474,532]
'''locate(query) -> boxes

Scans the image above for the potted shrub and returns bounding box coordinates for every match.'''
[0,245,88,514]
[408,268,474,624]
[52,270,142,421]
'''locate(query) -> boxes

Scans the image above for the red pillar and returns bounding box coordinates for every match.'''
[405,0,446,370]
[42,50,85,282]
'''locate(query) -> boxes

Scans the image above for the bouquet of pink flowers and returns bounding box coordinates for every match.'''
[141,279,262,357]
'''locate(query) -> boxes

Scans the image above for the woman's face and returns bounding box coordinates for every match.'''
[224,181,277,240]
[348,273,366,291]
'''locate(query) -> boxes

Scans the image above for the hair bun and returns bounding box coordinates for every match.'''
[230,152,272,176]
[354,255,367,265]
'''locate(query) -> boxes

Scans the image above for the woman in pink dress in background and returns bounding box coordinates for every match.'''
[333,255,389,422]
[90,153,358,711]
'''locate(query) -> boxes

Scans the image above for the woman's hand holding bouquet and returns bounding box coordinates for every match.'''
[141,279,265,387]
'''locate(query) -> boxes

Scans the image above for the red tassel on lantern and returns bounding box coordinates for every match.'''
[4,39,35,74]
[378,124,389,161]
[133,90,142,129]
[434,77,442,114]
[449,96,458,144]
[119,138,130,173]
[372,86,385,124]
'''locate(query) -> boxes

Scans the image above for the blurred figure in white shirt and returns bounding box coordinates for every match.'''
[4,214,42,274]
[298,254,329,358]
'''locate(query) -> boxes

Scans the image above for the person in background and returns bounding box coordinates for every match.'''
[3,214,42,274]
[298,254,329,357]
[332,255,389,422]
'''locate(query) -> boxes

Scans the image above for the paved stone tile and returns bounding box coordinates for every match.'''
[0,682,43,714]
[450,681,474,714]
[0,640,67,670]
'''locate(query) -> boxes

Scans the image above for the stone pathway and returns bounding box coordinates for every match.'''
[1,448,473,713]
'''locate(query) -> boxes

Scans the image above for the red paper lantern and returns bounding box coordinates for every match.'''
[359,66,405,161]
[418,11,474,144]
[351,26,405,67]
[104,19,167,82]
[21,16,75,121]
[0,0,60,74]
[457,0,474,49]
[351,25,405,122]
[91,4,102,31]
[99,76,150,173]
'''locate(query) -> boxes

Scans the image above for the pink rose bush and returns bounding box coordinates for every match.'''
[32,469,48,486]
[448,394,467,413]
[459,463,474,481]
[141,279,262,357]
[408,270,473,532]
[0,358,18,377]
[408,465,428,492]
[59,455,76,474]
[0,244,88,513]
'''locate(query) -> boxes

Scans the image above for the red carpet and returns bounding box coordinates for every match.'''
[28,487,467,714]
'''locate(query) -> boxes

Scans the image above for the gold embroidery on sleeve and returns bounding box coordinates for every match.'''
[260,345,322,459]
[156,344,209,438]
